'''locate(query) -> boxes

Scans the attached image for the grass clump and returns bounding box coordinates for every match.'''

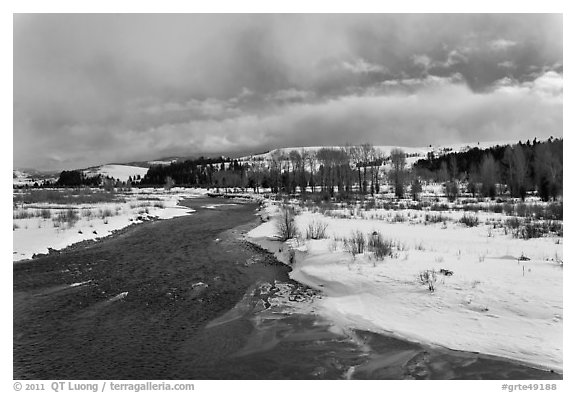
[38,208,52,219]
[459,214,479,227]
[425,213,445,224]
[343,230,366,257]
[305,220,328,240]
[367,232,394,260]
[52,208,80,227]
[418,269,438,292]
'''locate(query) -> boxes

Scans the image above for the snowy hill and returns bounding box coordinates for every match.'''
[13,169,58,186]
[236,140,517,168]
[83,164,150,182]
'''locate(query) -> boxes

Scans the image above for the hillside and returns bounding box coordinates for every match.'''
[236,140,518,167]
[82,164,150,182]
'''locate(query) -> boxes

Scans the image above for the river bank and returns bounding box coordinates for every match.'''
[245,198,563,377]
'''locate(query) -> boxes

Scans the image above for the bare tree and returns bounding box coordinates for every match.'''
[480,153,498,199]
[389,148,407,198]
[305,150,317,193]
[276,204,298,241]
[410,176,422,201]
[360,143,374,194]
[288,150,302,194]
[347,144,363,194]
[503,145,528,200]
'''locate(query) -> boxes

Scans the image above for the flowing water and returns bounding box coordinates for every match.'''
[13,197,561,380]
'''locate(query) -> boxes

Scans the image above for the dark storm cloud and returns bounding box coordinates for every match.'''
[13,14,562,170]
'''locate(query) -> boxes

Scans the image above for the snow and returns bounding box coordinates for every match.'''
[12,187,208,262]
[247,200,563,372]
[147,159,177,166]
[83,164,149,182]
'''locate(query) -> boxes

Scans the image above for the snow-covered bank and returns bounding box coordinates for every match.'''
[13,188,208,261]
[247,200,563,372]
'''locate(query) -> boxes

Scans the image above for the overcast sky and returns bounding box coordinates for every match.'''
[14,14,562,170]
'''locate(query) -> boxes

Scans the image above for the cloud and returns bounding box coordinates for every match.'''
[489,39,518,51]
[412,54,432,71]
[13,14,563,170]
[341,58,388,74]
[497,60,516,70]
[18,70,560,170]
[442,50,468,67]
[267,88,315,103]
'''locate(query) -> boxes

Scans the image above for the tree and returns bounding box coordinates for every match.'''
[389,148,407,198]
[305,150,317,193]
[480,154,498,199]
[467,166,481,198]
[347,144,363,194]
[288,150,302,194]
[410,177,423,201]
[164,176,175,191]
[449,155,458,180]
[503,145,528,200]
[57,170,84,187]
[360,143,374,194]
[534,143,562,201]
[445,181,459,202]
[437,161,449,183]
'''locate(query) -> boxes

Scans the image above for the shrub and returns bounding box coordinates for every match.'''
[430,203,450,212]
[343,230,366,257]
[503,203,514,216]
[462,203,481,212]
[13,188,123,205]
[459,214,479,227]
[516,203,527,217]
[38,208,52,219]
[305,220,328,240]
[445,181,459,202]
[546,202,563,220]
[99,208,114,218]
[367,232,394,260]
[13,209,34,219]
[418,269,437,292]
[425,213,445,224]
[490,204,503,214]
[505,217,522,230]
[276,205,298,241]
[516,220,563,239]
[53,208,80,227]
[521,221,543,239]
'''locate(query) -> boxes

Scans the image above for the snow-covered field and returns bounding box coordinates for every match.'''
[247,199,563,372]
[13,187,208,261]
[13,183,563,372]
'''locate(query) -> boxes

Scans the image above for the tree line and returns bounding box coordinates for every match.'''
[413,137,562,201]
[137,145,393,198]
[46,138,562,202]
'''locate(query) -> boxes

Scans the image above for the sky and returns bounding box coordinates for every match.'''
[13,14,563,170]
